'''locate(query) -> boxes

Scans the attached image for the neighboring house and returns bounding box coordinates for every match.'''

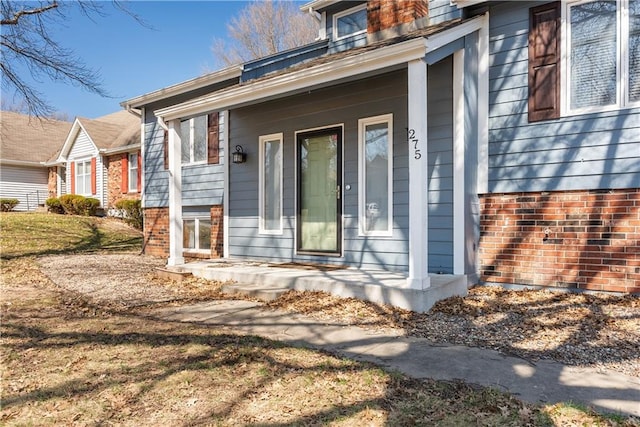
[123,0,639,298]
[47,110,142,212]
[0,111,71,211]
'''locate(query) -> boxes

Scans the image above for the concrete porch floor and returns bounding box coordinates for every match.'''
[175,259,469,313]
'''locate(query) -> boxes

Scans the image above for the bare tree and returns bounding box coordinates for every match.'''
[0,1,142,118]
[211,0,319,66]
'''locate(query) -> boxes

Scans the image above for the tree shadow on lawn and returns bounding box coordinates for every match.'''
[0,315,553,426]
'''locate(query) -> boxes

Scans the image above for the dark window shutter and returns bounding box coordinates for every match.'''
[91,157,97,195]
[137,151,142,193]
[70,162,75,194]
[163,130,169,170]
[528,2,561,122]
[207,112,220,164]
[121,153,129,193]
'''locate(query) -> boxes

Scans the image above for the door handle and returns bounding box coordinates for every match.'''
[335,185,341,200]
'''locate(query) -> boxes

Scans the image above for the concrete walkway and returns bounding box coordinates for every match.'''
[154,299,640,417]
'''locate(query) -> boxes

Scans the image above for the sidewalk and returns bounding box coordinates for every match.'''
[153,299,640,417]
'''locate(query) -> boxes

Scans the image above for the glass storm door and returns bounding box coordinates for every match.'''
[297,127,342,254]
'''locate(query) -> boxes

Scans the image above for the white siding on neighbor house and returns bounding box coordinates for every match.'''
[66,129,107,207]
[0,165,48,211]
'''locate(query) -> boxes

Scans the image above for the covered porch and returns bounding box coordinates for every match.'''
[174,258,467,313]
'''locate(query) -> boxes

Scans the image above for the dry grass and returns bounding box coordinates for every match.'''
[1,258,560,426]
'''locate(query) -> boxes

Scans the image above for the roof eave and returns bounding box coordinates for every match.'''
[300,0,340,13]
[0,159,49,167]
[155,15,487,122]
[121,65,243,109]
[100,143,141,156]
[450,0,487,9]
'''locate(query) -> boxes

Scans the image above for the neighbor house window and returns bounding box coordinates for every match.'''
[334,4,367,40]
[180,115,207,164]
[75,159,92,196]
[183,217,211,251]
[259,133,283,234]
[128,153,138,192]
[563,0,640,113]
[358,114,393,236]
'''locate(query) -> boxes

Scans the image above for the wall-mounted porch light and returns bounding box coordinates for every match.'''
[232,145,247,164]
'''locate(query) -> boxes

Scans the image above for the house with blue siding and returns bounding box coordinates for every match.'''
[123,0,639,310]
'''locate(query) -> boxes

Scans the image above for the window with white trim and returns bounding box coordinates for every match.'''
[128,153,138,192]
[358,114,393,236]
[259,133,283,234]
[75,159,91,196]
[333,4,367,40]
[180,115,207,164]
[183,217,211,251]
[563,0,640,114]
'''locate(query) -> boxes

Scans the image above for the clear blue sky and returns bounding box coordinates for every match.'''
[14,1,261,119]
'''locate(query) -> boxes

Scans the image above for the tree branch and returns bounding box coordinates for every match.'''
[1,2,58,26]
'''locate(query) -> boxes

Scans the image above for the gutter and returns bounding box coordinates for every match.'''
[121,65,243,109]
[0,159,51,167]
[99,144,142,156]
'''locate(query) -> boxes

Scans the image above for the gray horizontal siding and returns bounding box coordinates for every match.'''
[142,111,225,209]
[429,0,462,24]
[427,56,454,274]
[0,165,48,211]
[229,70,410,272]
[488,1,640,193]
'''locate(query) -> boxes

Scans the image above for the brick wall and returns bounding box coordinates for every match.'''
[144,205,224,260]
[47,167,57,198]
[106,154,140,210]
[367,0,429,34]
[143,207,169,258]
[479,189,640,293]
[211,204,224,258]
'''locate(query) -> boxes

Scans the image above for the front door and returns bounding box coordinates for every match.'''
[296,127,342,255]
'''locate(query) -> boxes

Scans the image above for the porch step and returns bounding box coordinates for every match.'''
[155,267,193,282]
[221,282,291,301]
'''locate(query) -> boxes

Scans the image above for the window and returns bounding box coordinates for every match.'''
[183,217,211,251]
[75,159,92,196]
[563,0,640,113]
[128,153,138,192]
[358,114,393,236]
[259,133,283,234]
[180,115,207,164]
[334,4,367,40]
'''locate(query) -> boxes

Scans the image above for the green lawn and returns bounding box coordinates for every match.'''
[0,212,142,259]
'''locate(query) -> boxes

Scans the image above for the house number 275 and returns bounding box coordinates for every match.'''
[408,129,421,159]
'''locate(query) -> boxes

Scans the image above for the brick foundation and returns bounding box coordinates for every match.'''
[143,207,169,258]
[479,189,640,294]
[143,205,224,260]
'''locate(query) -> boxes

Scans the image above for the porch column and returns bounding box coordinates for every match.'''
[167,119,184,266]
[407,58,430,290]
[453,49,466,275]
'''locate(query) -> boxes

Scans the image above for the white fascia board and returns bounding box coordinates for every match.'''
[100,144,142,156]
[0,159,48,167]
[300,0,339,12]
[425,14,486,52]
[156,38,428,122]
[121,66,242,109]
[450,0,487,9]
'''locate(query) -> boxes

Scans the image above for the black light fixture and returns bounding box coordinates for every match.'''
[232,145,246,164]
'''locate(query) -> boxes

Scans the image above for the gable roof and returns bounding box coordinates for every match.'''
[54,110,140,163]
[0,111,72,165]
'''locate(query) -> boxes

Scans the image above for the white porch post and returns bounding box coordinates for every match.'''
[453,49,466,275]
[407,58,430,289]
[167,119,184,266]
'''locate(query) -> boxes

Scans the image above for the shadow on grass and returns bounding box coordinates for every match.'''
[0,317,554,426]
